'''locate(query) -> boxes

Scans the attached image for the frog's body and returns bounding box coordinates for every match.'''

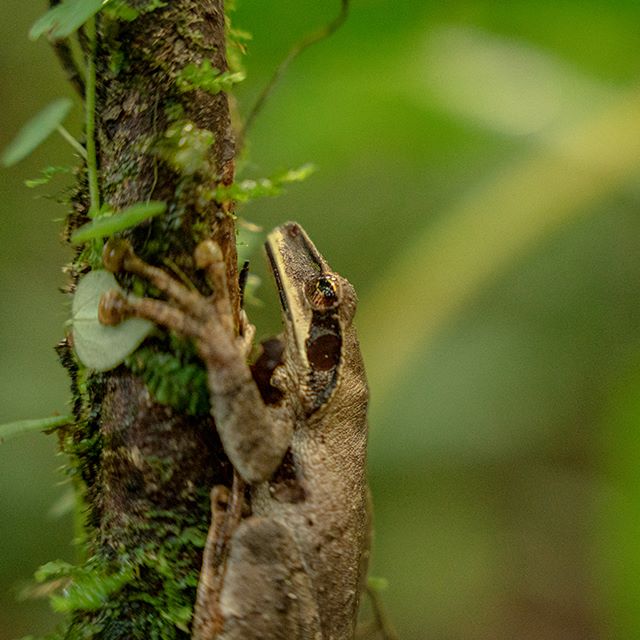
[99,223,370,639]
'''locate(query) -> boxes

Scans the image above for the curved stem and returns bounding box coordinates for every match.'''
[56,125,88,159]
[237,0,349,151]
[53,40,85,97]
[85,16,100,217]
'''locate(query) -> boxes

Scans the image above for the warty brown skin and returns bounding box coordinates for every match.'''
[251,320,370,640]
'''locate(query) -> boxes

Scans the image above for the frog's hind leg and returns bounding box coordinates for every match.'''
[217,517,322,640]
[192,473,247,640]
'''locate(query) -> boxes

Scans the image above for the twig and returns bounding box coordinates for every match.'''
[84,16,100,216]
[52,41,85,97]
[367,584,400,640]
[56,125,87,159]
[237,0,349,150]
[47,0,85,97]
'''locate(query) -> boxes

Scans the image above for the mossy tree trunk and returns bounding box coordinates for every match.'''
[60,3,237,637]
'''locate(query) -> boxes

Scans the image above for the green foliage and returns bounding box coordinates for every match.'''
[125,337,210,416]
[1,99,72,167]
[367,576,389,592]
[51,569,134,614]
[103,0,168,22]
[25,165,73,188]
[224,0,251,74]
[144,0,168,11]
[30,0,105,41]
[156,120,215,176]
[34,559,134,614]
[226,28,252,74]
[27,526,206,633]
[72,271,154,372]
[103,0,139,22]
[34,560,76,583]
[0,415,73,444]
[214,163,316,204]
[176,60,245,96]
[71,201,167,244]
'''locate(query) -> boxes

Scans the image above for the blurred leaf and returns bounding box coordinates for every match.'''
[360,88,640,406]
[35,560,75,583]
[1,99,72,167]
[599,361,640,639]
[48,489,77,519]
[35,560,135,614]
[156,120,214,175]
[71,201,167,244]
[30,0,105,41]
[72,271,153,371]
[25,164,73,188]
[0,415,72,444]
[422,26,612,136]
[368,576,389,591]
[236,219,263,264]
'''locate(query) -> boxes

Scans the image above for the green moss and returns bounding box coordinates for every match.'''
[103,0,168,22]
[30,500,210,639]
[155,120,214,176]
[176,60,245,96]
[125,336,210,416]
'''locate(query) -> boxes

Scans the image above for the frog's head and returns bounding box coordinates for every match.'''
[265,222,358,415]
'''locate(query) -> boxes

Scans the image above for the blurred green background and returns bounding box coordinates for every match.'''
[2,1,640,638]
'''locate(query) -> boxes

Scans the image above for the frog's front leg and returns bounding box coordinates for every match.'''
[99,239,292,483]
[215,517,322,640]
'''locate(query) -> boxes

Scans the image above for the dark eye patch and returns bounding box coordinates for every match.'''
[305,313,342,413]
[307,333,341,371]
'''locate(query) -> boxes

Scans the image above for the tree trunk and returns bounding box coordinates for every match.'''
[60,3,237,637]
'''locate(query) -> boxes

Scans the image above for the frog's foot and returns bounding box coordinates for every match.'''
[237,310,256,359]
[98,238,233,343]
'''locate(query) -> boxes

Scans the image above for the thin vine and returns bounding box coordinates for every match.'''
[84,15,100,216]
[238,0,350,150]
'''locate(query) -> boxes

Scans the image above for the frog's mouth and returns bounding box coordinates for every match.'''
[265,222,343,414]
[265,221,329,353]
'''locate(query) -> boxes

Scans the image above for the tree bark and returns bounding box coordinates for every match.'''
[60,3,237,637]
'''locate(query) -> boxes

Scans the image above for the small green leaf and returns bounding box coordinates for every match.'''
[50,567,134,613]
[72,271,154,371]
[1,99,73,167]
[176,60,245,95]
[367,576,389,592]
[30,0,106,41]
[274,163,316,183]
[214,164,316,204]
[35,560,76,583]
[103,0,139,21]
[25,165,73,188]
[0,415,73,444]
[71,201,167,244]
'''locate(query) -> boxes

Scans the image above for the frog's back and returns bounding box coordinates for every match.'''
[254,338,369,639]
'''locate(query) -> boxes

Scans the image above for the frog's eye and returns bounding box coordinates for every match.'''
[306,274,341,311]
